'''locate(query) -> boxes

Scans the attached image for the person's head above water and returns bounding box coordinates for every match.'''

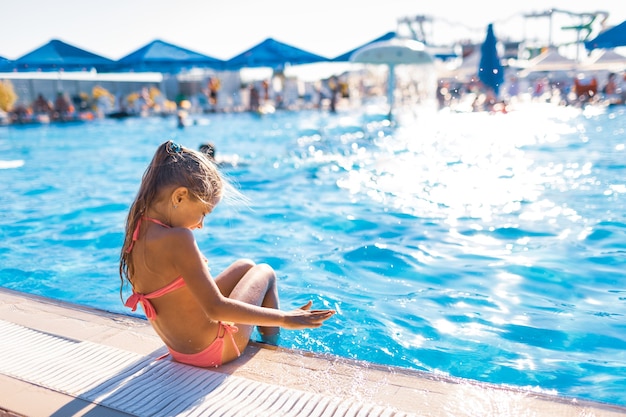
[199,142,216,160]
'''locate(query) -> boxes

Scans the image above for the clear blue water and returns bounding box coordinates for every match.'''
[1,102,625,406]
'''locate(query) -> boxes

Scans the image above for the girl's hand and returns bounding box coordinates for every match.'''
[281,301,335,330]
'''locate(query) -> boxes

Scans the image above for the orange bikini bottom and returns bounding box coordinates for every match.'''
[168,322,240,368]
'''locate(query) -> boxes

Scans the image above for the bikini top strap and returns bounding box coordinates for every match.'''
[125,276,186,320]
[125,217,171,254]
[144,217,171,228]
[125,217,143,254]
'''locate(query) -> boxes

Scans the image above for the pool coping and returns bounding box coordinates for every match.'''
[1,287,625,417]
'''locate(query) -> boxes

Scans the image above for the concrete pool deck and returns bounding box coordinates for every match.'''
[0,288,625,417]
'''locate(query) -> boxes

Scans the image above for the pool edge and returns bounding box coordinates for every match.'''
[1,287,625,417]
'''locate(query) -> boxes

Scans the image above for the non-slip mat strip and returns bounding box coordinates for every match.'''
[0,320,413,416]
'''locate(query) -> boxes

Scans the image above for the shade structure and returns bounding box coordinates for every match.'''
[12,39,115,72]
[334,31,457,62]
[223,37,329,71]
[478,23,504,97]
[115,39,224,73]
[582,49,626,71]
[0,55,10,71]
[332,31,397,62]
[585,20,626,50]
[350,38,434,66]
[350,38,434,120]
[438,50,480,82]
[519,48,577,76]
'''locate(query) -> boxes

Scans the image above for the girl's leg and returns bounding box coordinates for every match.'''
[215,259,279,312]
[214,258,256,297]
[217,261,281,360]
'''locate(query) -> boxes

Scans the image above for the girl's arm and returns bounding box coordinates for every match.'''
[168,228,334,329]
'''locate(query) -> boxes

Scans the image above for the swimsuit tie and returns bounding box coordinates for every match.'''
[222,323,241,357]
[124,293,157,320]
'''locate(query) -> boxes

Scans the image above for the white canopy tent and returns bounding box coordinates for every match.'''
[518,48,578,77]
[581,49,626,71]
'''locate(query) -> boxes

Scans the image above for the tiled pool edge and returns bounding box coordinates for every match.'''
[1,288,625,417]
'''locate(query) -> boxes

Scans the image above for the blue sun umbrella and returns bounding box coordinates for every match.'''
[115,39,224,73]
[585,20,626,50]
[332,31,397,62]
[13,39,115,72]
[478,23,504,97]
[0,55,11,71]
[223,37,329,71]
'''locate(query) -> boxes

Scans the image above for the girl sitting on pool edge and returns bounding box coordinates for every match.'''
[119,140,335,368]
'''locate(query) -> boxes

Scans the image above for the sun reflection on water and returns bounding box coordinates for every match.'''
[340,108,588,227]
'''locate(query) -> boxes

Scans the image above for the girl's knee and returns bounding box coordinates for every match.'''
[234,258,256,271]
[255,263,277,282]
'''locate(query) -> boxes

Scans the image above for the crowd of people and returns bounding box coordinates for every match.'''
[2,85,181,125]
[437,70,626,113]
[2,66,624,126]
[0,72,356,126]
[11,92,79,123]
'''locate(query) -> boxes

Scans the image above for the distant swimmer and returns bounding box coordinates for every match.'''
[198,142,247,168]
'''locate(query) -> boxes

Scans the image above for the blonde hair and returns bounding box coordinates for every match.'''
[119,140,224,296]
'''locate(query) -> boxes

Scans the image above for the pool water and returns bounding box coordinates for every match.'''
[1,102,625,406]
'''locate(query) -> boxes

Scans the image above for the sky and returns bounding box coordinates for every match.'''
[1,0,624,61]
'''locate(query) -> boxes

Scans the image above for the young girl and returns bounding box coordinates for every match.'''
[119,140,335,368]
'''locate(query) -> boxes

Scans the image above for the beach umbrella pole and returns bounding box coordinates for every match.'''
[387,64,395,120]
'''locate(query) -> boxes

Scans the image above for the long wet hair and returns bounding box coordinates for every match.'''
[119,140,223,298]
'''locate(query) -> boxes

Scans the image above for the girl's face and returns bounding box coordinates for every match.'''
[170,187,218,230]
[180,198,210,230]
[178,197,220,230]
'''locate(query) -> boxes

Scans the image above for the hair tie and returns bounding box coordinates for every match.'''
[166,141,183,155]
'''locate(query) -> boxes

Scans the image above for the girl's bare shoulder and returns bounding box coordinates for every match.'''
[155,226,196,250]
